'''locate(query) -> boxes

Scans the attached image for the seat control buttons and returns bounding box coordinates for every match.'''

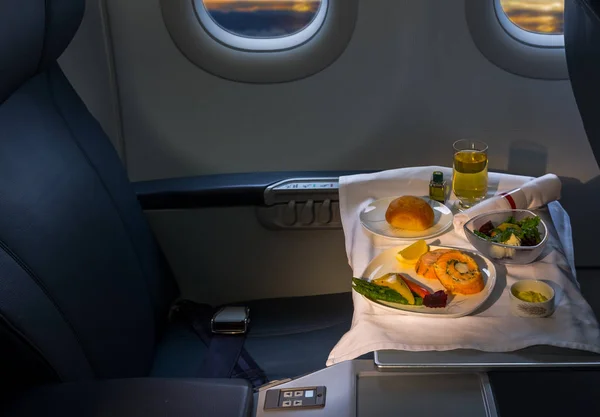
[264,386,327,410]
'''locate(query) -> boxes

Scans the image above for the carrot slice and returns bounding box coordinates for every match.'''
[399,274,431,299]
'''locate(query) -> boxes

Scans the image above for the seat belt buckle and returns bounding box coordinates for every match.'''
[211,306,250,335]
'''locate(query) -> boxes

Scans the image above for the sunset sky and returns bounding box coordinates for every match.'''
[500,0,564,33]
[203,0,320,13]
[202,0,564,36]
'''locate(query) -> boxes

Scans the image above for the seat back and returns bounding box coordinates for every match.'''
[565,0,600,165]
[0,0,177,393]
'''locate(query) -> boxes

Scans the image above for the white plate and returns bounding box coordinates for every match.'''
[356,245,497,318]
[360,196,453,240]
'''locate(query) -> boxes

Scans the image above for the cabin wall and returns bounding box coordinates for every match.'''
[59,0,600,303]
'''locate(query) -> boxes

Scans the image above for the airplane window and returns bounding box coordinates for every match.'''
[465,0,567,79]
[193,0,329,51]
[161,0,358,82]
[499,0,564,35]
[202,0,323,38]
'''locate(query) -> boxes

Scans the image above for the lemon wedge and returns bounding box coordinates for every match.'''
[396,240,429,264]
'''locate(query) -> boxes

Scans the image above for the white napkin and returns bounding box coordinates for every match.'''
[453,173,562,238]
[326,166,600,366]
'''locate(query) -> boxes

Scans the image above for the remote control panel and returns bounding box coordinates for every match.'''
[264,386,326,411]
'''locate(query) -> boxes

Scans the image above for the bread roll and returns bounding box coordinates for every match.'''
[385,196,434,231]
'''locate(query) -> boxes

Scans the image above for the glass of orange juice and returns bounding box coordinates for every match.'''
[452,139,488,210]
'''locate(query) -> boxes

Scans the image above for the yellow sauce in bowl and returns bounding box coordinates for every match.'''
[514,290,548,303]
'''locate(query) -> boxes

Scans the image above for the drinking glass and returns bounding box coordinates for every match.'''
[452,139,488,210]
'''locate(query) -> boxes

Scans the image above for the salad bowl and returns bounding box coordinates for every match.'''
[463,209,548,264]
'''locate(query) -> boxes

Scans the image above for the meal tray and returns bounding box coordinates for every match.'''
[375,346,600,371]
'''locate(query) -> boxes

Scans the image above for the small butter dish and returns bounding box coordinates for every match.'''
[509,280,555,318]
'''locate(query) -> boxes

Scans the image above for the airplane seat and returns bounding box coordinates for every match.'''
[0,0,353,404]
[152,293,353,380]
[565,0,600,164]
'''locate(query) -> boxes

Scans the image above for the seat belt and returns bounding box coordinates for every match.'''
[169,300,268,388]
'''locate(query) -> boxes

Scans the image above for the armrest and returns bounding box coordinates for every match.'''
[133,170,373,210]
[2,378,253,417]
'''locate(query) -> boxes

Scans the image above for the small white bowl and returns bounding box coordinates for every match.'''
[509,280,555,318]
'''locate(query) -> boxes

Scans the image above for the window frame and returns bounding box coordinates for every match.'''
[495,0,564,48]
[465,0,568,80]
[160,0,358,83]
[195,0,329,52]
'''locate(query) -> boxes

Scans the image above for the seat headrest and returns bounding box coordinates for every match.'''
[0,0,84,103]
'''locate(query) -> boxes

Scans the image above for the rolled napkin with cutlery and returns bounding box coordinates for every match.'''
[453,173,562,237]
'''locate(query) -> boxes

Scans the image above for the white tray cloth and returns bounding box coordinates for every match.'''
[326,166,600,366]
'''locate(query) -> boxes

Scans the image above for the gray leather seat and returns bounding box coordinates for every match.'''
[242,293,353,380]
[0,0,353,408]
[3,379,254,417]
[153,293,352,381]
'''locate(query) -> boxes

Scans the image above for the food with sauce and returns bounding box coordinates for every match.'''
[415,249,453,280]
[432,251,484,295]
[352,274,448,308]
[385,196,434,231]
[412,247,485,295]
[352,243,485,310]
[514,290,548,303]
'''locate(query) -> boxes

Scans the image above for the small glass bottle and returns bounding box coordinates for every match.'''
[429,171,446,204]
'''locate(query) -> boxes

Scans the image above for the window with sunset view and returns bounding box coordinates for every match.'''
[202,0,323,38]
[499,0,564,34]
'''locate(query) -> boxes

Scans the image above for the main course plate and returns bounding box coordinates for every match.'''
[356,245,497,318]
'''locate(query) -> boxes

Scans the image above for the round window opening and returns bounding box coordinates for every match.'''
[202,0,324,39]
[499,0,564,35]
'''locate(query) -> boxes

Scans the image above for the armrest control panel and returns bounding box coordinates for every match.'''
[258,178,342,230]
[263,178,339,205]
[264,386,326,411]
